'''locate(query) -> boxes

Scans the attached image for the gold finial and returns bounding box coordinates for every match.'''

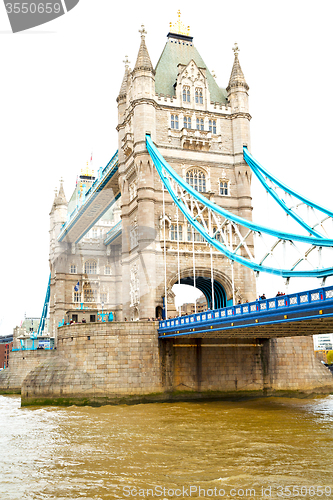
[169,10,190,36]
[81,162,94,177]
[139,25,147,39]
[232,42,239,56]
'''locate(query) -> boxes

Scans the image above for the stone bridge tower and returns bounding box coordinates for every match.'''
[117,15,256,320]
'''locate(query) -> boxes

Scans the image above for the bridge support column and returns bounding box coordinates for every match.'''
[196,339,202,392]
[160,339,174,392]
[260,338,271,395]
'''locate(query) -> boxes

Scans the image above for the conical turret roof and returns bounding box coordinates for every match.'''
[227,43,249,91]
[117,56,130,101]
[133,25,154,73]
[50,179,67,213]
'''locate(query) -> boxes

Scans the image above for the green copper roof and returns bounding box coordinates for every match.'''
[155,37,227,104]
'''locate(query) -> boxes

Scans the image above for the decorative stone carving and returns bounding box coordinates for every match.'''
[130,263,140,306]
[130,217,138,250]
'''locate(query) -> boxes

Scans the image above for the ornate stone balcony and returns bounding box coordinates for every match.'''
[180,128,212,150]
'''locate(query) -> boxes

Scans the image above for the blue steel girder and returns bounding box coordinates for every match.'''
[145,135,333,278]
[159,286,333,339]
[58,152,120,244]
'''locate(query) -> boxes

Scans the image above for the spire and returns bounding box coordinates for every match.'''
[57,178,67,204]
[133,25,154,73]
[51,179,67,213]
[227,43,249,92]
[117,56,130,102]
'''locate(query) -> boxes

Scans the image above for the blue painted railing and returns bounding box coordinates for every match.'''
[159,285,333,334]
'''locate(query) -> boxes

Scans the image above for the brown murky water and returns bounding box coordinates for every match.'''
[1,395,333,499]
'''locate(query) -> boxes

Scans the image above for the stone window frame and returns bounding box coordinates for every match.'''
[195,88,203,104]
[219,180,230,196]
[209,119,217,134]
[170,223,183,241]
[183,85,191,102]
[83,285,98,303]
[196,117,204,131]
[183,116,192,129]
[186,167,207,193]
[70,263,77,274]
[187,224,205,242]
[84,259,97,275]
[105,265,111,275]
[100,292,108,304]
[171,114,179,129]
[73,291,81,303]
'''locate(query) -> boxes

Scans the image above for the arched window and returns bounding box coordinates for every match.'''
[183,86,190,102]
[196,118,204,131]
[183,116,191,129]
[209,120,217,134]
[186,169,206,193]
[70,264,76,274]
[84,260,97,274]
[220,181,229,196]
[195,88,203,104]
[171,114,179,129]
[170,224,182,241]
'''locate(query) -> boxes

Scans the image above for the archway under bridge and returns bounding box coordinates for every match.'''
[169,267,233,312]
[176,277,227,310]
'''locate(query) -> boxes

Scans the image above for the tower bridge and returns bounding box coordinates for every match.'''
[48,15,333,340]
[4,13,333,405]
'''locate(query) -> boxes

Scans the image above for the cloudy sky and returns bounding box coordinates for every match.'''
[1,0,333,335]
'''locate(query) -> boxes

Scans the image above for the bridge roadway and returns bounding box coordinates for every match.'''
[158,285,333,339]
[58,151,120,244]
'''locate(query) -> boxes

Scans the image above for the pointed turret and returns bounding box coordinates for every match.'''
[50,179,67,214]
[226,43,250,116]
[57,178,67,205]
[117,56,130,103]
[227,43,249,92]
[226,43,251,156]
[133,25,154,73]
[130,25,156,126]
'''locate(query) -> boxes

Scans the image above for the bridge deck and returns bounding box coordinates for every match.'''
[159,286,333,339]
[58,152,119,244]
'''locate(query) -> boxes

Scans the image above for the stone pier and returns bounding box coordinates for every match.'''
[5,322,330,406]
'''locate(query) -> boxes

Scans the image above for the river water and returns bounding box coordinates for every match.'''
[1,395,333,500]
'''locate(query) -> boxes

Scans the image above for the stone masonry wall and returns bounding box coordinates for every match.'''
[162,336,333,396]
[21,322,162,405]
[20,322,333,406]
[0,349,55,393]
